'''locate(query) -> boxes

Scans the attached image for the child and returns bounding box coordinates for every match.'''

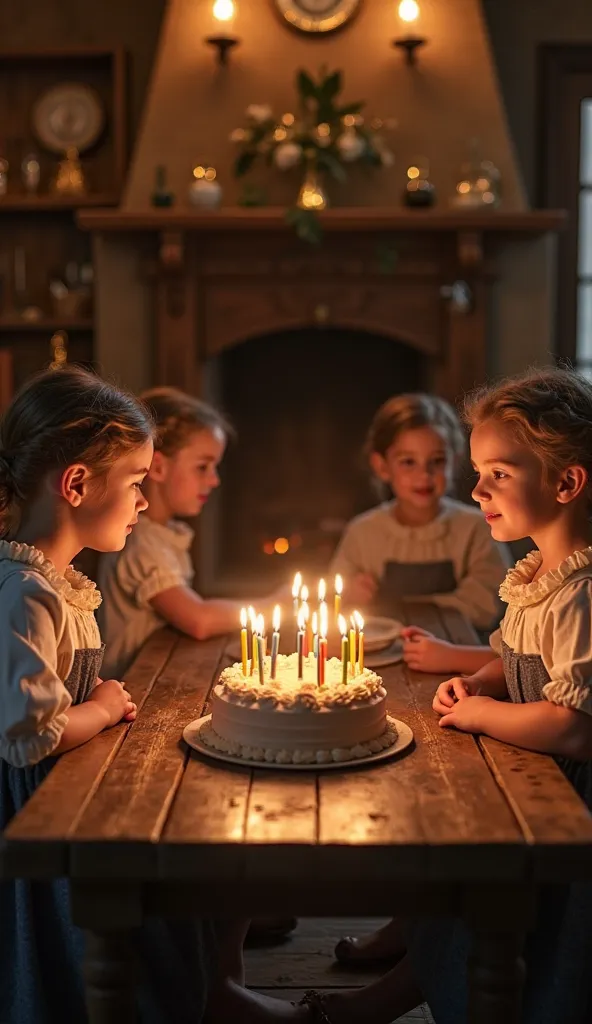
[307,367,592,1024]
[99,387,257,680]
[331,392,510,630]
[0,367,309,1024]
[333,392,509,967]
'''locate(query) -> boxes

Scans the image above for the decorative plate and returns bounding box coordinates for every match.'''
[364,616,403,652]
[32,83,105,154]
[183,714,414,771]
[274,0,361,34]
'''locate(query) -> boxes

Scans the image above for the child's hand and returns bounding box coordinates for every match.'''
[432,675,481,715]
[438,695,494,734]
[89,678,137,727]
[402,629,454,673]
[347,573,377,606]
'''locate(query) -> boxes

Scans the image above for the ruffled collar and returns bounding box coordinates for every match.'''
[383,497,455,542]
[0,540,102,611]
[499,546,592,607]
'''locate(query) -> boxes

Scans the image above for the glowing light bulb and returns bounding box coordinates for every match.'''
[213,0,235,23]
[398,0,420,24]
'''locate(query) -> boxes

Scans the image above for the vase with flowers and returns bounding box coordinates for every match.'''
[230,68,395,242]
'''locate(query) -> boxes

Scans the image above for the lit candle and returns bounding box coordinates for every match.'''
[338,614,348,685]
[334,574,343,620]
[249,606,258,675]
[297,606,305,680]
[270,604,281,679]
[318,602,328,686]
[292,572,302,615]
[312,611,319,658]
[349,614,357,676]
[318,577,326,607]
[355,611,365,671]
[301,600,310,657]
[240,607,248,676]
[212,0,236,34]
[257,614,265,685]
[300,585,309,654]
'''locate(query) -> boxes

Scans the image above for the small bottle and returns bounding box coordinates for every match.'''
[21,152,41,194]
[151,165,174,207]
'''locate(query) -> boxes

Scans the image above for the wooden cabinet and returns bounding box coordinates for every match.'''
[0,48,126,388]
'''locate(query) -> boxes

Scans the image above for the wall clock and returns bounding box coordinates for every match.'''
[274,0,361,34]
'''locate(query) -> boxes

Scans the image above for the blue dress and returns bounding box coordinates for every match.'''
[0,548,216,1024]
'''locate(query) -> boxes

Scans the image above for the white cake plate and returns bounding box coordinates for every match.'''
[183,715,414,772]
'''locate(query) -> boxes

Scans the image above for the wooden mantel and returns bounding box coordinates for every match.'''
[78,204,566,405]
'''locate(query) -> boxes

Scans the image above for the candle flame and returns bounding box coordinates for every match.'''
[300,584,309,603]
[320,602,328,639]
[354,610,364,631]
[248,605,256,628]
[273,604,281,632]
[213,0,235,23]
[398,0,419,24]
[297,606,306,630]
[240,607,247,628]
[338,613,347,637]
[292,572,302,598]
[301,600,309,622]
[256,613,265,636]
[318,577,326,602]
[335,573,343,595]
[351,613,357,629]
[312,611,318,635]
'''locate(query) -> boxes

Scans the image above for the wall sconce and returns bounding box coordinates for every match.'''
[206,0,240,65]
[393,0,426,66]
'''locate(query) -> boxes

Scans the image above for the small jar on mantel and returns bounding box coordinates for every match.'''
[188,164,223,209]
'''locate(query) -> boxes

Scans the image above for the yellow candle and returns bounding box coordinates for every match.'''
[334,574,343,620]
[270,604,281,679]
[338,614,348,685]
[355,611,365,671]
[349,615,357,675]
[249,606,258,675]
[240,607,248,676]
[312,610,318,658]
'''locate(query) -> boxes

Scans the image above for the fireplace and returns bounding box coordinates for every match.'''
[199,326,423,593]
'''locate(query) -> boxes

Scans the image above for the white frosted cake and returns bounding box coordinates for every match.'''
[200,653,397,765]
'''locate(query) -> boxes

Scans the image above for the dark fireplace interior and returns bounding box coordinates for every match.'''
[199,327,423,595]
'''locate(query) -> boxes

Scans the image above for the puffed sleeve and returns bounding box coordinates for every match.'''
[115,535,188,609]
[489,627,503,655]
[0,571,73,767]
[432,515,509,628]
[540,578,592,716]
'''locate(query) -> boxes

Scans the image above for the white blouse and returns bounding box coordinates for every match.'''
[0,540,102,768]
[97,515,194,680]
[330,497,510,628]
[490,546,592,716]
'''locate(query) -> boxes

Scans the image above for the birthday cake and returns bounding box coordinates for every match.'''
[200,653,397,765]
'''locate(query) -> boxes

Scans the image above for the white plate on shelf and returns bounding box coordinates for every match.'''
[183,715,414,772]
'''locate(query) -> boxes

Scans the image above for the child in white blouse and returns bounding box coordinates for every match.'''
[0,368,307,1024]
[98,387,280,681]
[308,368,592,1024]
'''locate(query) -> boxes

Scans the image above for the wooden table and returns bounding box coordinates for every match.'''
[2,604,592,1024]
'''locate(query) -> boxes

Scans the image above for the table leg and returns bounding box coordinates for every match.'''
[465,883,531,1024]
[84,929,137,1024]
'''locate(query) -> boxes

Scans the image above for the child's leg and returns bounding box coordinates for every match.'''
[334,916,406,964]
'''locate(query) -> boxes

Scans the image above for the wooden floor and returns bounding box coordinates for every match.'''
[246,918,434,1022]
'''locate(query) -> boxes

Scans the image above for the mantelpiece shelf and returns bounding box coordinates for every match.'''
[0,317,93,332]
[77,206,567,233]
[0,194,120,212]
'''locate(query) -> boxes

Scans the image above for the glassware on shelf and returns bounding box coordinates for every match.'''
[51,147,86,196]
[403,156,435,208]
[452,138,501,209]
[21,152,41,194]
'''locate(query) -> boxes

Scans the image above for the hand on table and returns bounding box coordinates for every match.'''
[432,675,492,734]
[90,678,137,725]
[401,626,454,673]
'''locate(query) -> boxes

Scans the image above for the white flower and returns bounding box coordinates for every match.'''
[337,130,365,162]
[273,142,302,171]
[246,104,272,123]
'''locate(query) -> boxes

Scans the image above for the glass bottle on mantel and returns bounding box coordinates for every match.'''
[151,164,175,207]
[452,137,501,209]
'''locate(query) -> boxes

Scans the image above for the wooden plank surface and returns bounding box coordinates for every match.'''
[0,629,178,878]
[69,634,228,877]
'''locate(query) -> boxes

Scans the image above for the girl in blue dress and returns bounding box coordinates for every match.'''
[0,366,311,1024]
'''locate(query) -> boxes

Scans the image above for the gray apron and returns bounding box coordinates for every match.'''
[375,559,456,615]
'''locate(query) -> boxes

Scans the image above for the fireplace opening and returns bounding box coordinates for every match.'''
[199,327,423,595]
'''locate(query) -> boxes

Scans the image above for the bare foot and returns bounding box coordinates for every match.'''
[322,953,422,1024]
[334,917,406,965]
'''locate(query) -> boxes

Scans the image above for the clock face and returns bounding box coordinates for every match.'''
[274,0,361,33]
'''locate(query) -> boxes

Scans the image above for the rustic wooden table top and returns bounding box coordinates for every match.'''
[2,602,592,908]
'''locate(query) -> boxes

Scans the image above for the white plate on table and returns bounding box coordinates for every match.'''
[183,715,414,772]
[363,616,403,652]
